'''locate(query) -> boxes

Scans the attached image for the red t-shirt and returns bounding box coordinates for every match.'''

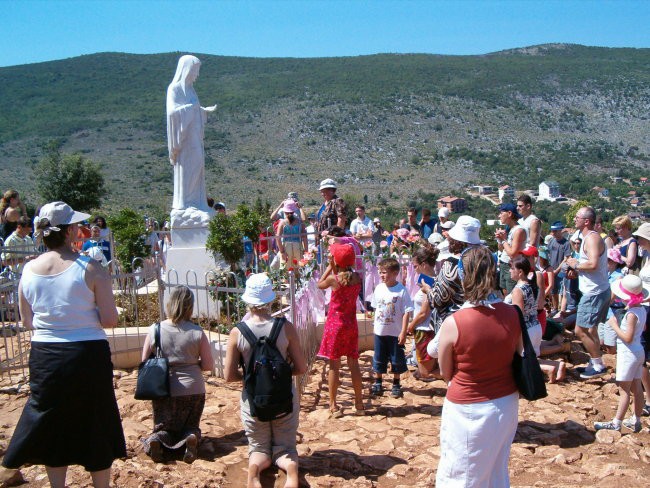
[446,302,521,404]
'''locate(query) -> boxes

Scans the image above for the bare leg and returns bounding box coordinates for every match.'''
[539,359,565,383]
[641,367,650,406]
[248,452,272,488]
[90,468,111,488]
[615,381,633,421]
[633,379,645,419]
[347,357,364,411]
[275,452,299,488]
[575,325,602,360]
[327,359,341,413]
[45,466,67,488]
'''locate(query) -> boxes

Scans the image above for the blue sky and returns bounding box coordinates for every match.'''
[4,0,649,67]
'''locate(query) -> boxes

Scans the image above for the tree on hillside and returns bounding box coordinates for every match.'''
[35,142,105,211]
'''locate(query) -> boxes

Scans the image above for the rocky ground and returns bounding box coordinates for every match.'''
[2,344,650,487]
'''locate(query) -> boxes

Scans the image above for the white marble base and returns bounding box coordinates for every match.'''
[165,245,220,318]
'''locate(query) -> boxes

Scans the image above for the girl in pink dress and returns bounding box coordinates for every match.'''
[318,243,365,417]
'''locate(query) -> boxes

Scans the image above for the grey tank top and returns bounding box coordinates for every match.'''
[237,318,290,365]
[148,320,206,396]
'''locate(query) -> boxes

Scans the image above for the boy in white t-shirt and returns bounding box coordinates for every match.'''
[370,257,414,398]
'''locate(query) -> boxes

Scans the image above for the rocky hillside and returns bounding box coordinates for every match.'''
[0,44,648,214]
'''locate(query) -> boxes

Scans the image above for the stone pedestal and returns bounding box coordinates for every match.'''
[165,206,222,318]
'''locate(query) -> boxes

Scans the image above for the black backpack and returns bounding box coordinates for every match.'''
[236,318,293,422]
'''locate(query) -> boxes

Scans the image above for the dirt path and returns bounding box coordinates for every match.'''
[2,347,650,487]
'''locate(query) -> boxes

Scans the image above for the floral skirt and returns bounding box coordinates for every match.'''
[142,394,205,458]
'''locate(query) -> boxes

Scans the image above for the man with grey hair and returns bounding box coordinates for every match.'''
[566,206,610,379]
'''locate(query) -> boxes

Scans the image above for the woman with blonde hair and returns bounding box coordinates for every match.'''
[436,246,523,487]
[141,285,213,464]
[613,215,639,273]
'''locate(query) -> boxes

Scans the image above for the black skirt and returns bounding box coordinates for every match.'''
[2,340,126,471]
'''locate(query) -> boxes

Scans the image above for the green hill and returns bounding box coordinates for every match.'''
[1,44,649,215]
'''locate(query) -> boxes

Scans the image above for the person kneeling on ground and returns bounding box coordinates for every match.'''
[141,285,214,464]
[224,273,307,488]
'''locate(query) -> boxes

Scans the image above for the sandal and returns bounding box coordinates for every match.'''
[329,407,344,419]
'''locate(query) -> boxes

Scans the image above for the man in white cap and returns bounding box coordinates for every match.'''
[433,207,451,234]
[315,178,347,236]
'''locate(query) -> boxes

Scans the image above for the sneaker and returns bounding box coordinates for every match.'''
[406,356,417,367]
[622,417,642,433]
[594,420,621,431]
[642,404,650,416]
[391,384,403,398]
[580,366,607,379]
[183,434,198,464]
[371,383,384,397]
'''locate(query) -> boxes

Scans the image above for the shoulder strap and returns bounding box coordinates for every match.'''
[154,322,163,358]
[235,321,258,347]
[268,317,286,346]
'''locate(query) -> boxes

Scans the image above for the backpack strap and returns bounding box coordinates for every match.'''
[267,317,287,346]
[235,321,258,347]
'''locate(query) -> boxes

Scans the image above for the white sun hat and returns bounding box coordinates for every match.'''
[319,178,338,190]
[428,232,444,246]
[611,275,650,303]
[447,215,481,245]
[241,273,276,305]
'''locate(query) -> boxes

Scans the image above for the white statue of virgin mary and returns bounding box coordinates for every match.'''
[167,55,216,212]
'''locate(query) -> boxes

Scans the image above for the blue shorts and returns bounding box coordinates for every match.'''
[373,335,407,375]
[576,289,611,329]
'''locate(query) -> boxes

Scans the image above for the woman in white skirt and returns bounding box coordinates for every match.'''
[437,247,523,487]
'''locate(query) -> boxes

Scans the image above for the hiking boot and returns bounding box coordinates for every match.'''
[579,366,607,379]
[149,439,164,463]
[622,417,642,433]
[371,383,384,397]
[390,384,403,398]
[594,420,621,431]
[183,434,198,464]
[642,404,650,416]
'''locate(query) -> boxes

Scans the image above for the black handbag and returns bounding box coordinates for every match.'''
[512,306,548,401]
[135,322,170,400]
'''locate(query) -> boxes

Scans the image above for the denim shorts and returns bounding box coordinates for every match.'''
[373,334,407,374]
[576,289,611,329]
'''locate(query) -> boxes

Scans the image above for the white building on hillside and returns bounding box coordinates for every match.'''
[539,181,560,201]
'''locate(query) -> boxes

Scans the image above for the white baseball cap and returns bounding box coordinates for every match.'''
[241,273,276,305]
[438,207,450,219]
[35,201,90,229]
[319,178,337,190]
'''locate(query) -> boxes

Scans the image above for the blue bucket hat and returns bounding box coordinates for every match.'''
[499,203,521,220]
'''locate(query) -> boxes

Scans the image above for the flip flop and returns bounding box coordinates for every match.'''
[329,408,344,419]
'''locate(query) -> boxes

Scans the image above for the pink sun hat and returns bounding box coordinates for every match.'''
[282,200,299,214]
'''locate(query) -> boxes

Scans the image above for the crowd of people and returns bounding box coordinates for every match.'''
[3,177,650,487]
